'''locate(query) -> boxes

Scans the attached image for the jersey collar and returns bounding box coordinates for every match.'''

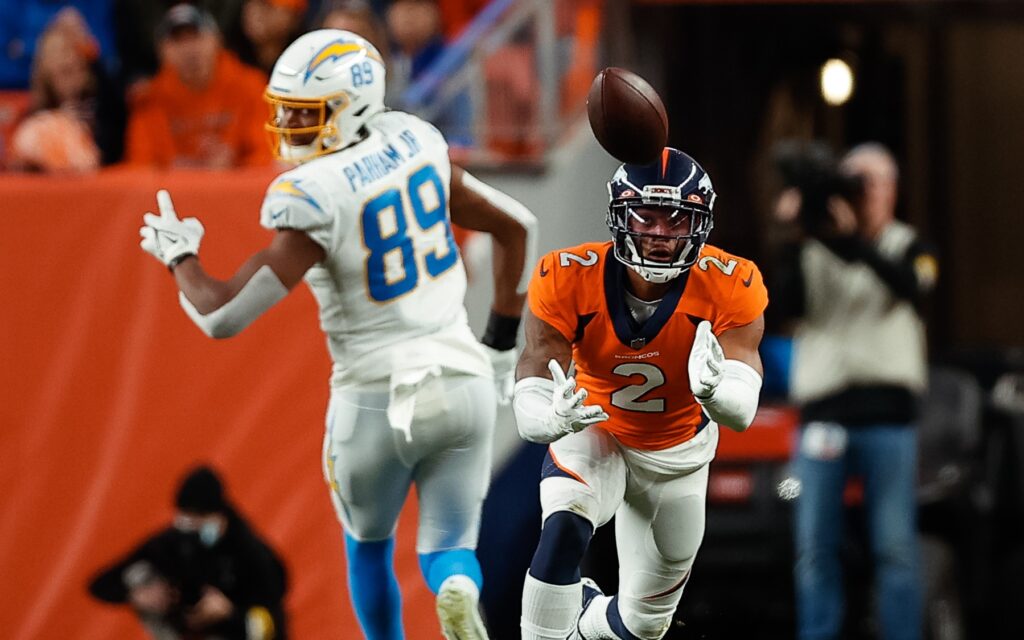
[603,245,690,350]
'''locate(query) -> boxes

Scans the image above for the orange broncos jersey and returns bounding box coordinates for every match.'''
[528,241,768,451]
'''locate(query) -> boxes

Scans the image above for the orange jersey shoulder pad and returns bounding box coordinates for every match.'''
[684,244,768,333]
[528,242,610,342]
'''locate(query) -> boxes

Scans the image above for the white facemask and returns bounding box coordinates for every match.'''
[199,520,224,547]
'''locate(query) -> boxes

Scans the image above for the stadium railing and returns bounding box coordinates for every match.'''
[397,0,602,170]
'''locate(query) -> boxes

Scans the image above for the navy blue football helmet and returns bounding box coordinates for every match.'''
[606,148,716,282]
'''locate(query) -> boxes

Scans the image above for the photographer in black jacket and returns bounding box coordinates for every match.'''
[771,141,938,640]
[89,465,288,640]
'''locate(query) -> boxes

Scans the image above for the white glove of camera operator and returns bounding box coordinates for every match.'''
[140,189,204,269]
[482,345,517,406]
[512,359,609,443]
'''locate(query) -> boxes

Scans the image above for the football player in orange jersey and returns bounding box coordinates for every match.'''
[512,148,768,640]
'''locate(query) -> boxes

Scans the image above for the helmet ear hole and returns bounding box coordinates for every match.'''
[323,124,338,142]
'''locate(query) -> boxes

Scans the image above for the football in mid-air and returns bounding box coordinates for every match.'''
[587,67,669,165]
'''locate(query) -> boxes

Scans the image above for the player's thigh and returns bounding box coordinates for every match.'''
[617,463,709,602]
[540,426,627,528]
[323,387,412,540]
[412,374,496,552]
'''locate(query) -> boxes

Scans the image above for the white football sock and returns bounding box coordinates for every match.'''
[521,572,582,640]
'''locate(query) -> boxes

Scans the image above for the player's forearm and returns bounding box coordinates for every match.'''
[517,311,573,380]
[172,257,236,314]
[173,259,289,339]
[512,377,564,443]
[454,169,538,304]
[490,231,528,316]
[697,360,763,431]
[516,351,557,381]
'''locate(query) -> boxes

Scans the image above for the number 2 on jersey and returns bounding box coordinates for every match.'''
[361,164,458,301]
[610,363,667,412]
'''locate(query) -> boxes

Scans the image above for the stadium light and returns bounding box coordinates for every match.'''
[820,58,854,106]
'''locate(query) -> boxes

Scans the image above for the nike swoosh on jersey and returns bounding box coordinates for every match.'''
[742,271,753,287]
[539,261,549,277]
[270,208,287,220]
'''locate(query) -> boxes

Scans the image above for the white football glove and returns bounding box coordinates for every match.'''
[546,359,609,435]
[688,320,725,401]
[483,345,517,406]
[140,189,204,268]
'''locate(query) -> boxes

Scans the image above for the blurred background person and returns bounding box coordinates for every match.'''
[124,3,270,169]
[434,0,487,40]
[8,7,125,172]
[234,0,307,75]
[0,0,117,89]
[88,465,288,640]
[772,141,937,640]
[315,0,390,67]
[386,0,445,99]
[386,0,472,146]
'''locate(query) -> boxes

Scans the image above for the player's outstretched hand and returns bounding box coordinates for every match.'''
[483,345,517,405]
[140,189,205,269]
[688,320,724,401]
[547,359,609,435]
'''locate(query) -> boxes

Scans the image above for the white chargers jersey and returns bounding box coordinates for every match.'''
[259,110,491,385]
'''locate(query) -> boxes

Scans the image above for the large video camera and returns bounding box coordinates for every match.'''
[772,140,864,237]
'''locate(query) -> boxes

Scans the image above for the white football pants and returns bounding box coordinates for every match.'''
[322,373,496,553]
[542,424,716,638]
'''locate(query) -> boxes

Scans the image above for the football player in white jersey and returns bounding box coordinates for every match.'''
[138,30,537,640]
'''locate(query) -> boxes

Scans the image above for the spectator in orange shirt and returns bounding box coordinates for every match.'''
[125,4,271,169]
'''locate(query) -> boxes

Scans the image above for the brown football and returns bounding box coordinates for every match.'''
[587,67,669,165]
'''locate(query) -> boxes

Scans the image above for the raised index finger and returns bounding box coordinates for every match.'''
[156,189,178,220]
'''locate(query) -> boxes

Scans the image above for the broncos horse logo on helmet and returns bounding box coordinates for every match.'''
[606,147,716,283]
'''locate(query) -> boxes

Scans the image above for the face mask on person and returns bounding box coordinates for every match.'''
[198,520,224,547]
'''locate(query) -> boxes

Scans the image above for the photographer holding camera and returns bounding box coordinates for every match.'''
[771,141,938,640]
[88,465,288,640]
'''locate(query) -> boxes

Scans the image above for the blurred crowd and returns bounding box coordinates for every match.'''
[0,0,495,172]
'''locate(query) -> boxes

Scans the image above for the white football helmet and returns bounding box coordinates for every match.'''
[264,29,386,163]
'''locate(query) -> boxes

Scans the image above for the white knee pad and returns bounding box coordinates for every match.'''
[650,494,705,563]
[539,477,602,527]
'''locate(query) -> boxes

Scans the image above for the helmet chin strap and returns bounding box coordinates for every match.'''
[629,263,682,283]
[278,140,318,162]
[622,235,686,283]
[279,122,342,163]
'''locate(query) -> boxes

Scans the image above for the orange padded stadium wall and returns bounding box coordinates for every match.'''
[0,168,437,639]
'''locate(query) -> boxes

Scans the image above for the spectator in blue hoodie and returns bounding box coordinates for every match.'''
[386,0,472,146]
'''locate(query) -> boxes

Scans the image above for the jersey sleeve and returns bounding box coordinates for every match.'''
[259,172,334,251]
[527,251,576,343]
[715,261,769,333]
